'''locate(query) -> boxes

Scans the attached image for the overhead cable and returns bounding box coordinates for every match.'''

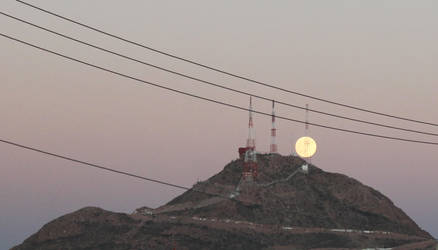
[1,33,438,145]
[2,11,438,137]
[0,137,234,201]
[15,0,438,127]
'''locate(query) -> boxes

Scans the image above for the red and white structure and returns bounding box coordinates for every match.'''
[269,100,278,154]
[246,96,256,149]
[238,96,258,181]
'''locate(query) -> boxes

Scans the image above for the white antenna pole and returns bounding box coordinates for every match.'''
[305,104,311,164]
[305,104,309,135]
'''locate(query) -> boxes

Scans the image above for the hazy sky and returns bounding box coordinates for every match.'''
[1,0,437,248]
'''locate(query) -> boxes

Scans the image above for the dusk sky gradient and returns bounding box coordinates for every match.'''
[1,1,438,248]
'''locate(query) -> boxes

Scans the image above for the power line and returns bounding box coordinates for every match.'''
[15,0,438,128]
[2,11,438,138]
[1,32,438,146]
[0,137,233,201]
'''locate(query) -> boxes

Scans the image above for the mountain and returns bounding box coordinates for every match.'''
[12,154,436,249]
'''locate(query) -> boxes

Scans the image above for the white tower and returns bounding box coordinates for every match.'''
[246,96,256,149]
[270,100,278,154]
[305,104,309,133]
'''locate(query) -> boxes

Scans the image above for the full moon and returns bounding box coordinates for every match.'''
[295,136,317,158]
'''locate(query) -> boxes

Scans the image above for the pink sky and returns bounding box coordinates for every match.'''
[1,0,437,248]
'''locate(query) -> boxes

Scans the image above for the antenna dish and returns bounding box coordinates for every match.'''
[295,136,317,158]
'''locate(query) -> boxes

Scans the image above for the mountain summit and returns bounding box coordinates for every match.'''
[12,154,436,249]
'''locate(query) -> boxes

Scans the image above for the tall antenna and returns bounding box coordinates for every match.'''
[305,104,309,134]
[241,96,257,181]
[305,103,312,164]
[246,96,256,149]
[270,100,278,154]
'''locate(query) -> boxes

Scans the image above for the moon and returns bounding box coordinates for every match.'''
[295,136,317,158]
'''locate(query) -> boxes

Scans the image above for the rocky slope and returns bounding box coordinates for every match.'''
[161,154,430,238]
[12,154,435,249]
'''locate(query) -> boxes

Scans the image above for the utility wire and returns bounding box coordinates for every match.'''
[15,0,438,127]
[0,137,234,201]
[2,11,438,138]
[1,32,438,146]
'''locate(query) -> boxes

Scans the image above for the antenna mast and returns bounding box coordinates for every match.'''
[270,100,278,154]
[246,96,256,149]
[242,96,257,181]
[305,103,309,133]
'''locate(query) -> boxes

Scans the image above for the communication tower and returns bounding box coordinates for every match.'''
[241,96,258,181]
[269,100,278,154]
[246,96,255,149]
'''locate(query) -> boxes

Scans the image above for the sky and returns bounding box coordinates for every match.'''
[1,0,437,248]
